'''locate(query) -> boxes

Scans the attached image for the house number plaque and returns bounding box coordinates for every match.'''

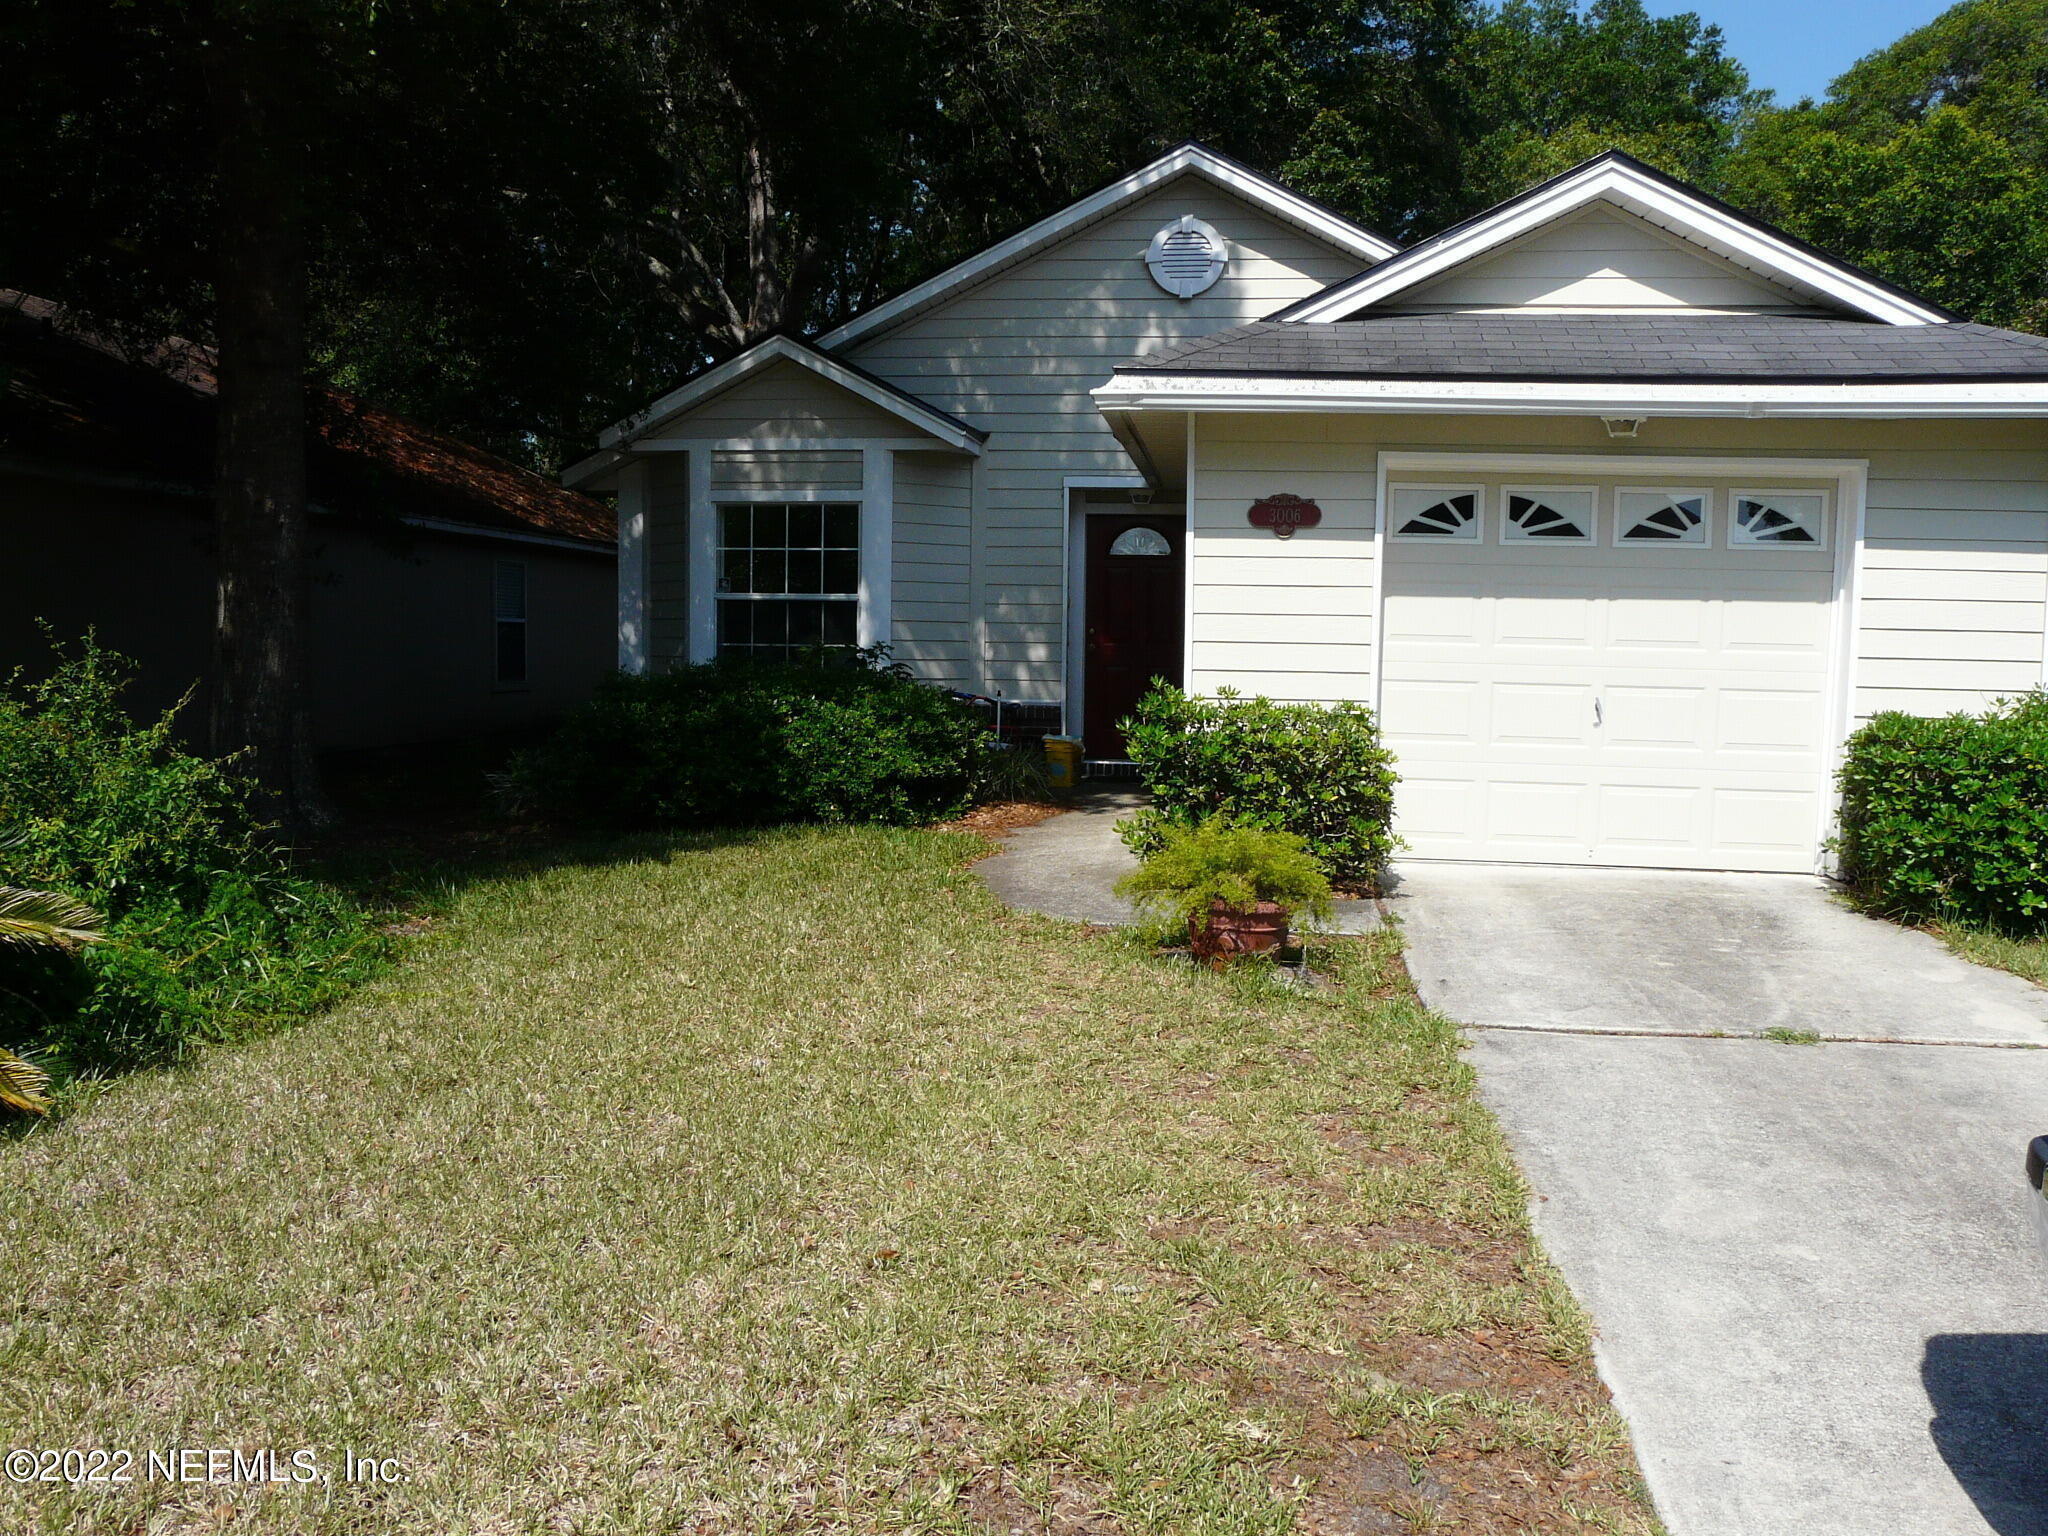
[1247,493,1322,539]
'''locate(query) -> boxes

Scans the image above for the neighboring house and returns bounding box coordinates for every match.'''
[0,292,616,751]
[571,144,2048,877]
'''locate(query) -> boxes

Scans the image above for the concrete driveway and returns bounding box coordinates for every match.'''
[1389,863,2048,1536]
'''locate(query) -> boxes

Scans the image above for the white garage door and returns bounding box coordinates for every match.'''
[1379,479,1839,873]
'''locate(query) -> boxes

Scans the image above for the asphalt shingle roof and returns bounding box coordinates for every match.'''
[1117,315,2048,382]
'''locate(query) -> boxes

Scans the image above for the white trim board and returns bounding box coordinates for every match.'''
[633,436,954,453]
[595,335,985,453]
[1096,375,2048,418]
[817,143,1400,352]
[614,460,650,674]
[1375,451,1870,482]
[1279,153,1948,327]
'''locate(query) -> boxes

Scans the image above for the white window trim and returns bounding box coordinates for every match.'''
[1386,482,1486,542]
[1727,488,1832,551]
[1499,484,1597,545]
[1368,450,1868,875]
[698,489,869,659]
[685,450,895,664]
[1614,486,1714,550]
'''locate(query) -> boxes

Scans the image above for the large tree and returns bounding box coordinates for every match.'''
[0,0,626,824]
[1721,0,2048,332]
[1450,0,1757,217]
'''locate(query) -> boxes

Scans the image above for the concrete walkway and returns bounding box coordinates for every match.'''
[974,791,1382,932]
[1389,863,2048,1536]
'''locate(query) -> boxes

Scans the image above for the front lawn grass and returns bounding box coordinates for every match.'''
[1,825,1654,1535]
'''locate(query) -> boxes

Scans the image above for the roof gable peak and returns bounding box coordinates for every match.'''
[568,334,983,487]
[1278,153,1953,328]
[815,142,1400,351]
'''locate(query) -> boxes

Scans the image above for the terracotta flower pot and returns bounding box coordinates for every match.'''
[1189,899,1289,967]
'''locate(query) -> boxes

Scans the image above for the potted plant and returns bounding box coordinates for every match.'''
[1115,818,1334,966]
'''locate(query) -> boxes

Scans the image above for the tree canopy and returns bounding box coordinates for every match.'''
[2,0,1785,468]
[4,0,2042,470]
[1718,0,2048,332]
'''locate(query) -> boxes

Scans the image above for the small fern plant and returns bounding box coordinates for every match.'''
[0,885,106,1115]
[1115,817,1335,928]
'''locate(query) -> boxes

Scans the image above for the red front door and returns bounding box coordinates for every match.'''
[1083,513,1185,758]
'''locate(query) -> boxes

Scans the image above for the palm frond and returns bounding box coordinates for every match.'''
[0,1048,50,1116]
[0,887,107,953]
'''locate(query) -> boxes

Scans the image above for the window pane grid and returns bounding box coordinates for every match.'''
[716,501,859,661]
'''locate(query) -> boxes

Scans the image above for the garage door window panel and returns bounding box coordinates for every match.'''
[1501,486,1595,544]
[1389,486,1483,541]
[1730,491,1828,550]
[1618,489,1711,547]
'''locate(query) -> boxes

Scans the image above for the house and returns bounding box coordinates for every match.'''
[569,145,2048,876]
[0,292,616,750]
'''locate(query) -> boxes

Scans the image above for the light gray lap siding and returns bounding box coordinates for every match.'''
[891,452,974,686]
[843,176,1365,699]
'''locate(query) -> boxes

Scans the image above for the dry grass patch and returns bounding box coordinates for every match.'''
[0,825,1655,1534]
[1932,920,2048,990]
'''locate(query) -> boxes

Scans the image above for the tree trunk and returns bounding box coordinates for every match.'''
[206,12,333,831]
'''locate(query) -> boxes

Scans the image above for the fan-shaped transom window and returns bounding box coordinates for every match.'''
[1108,525,1172,557]
[1731,492,1827,548]
[1389,487,1480,540]
[1618,491,1709,545]
[1501,488,1593,543]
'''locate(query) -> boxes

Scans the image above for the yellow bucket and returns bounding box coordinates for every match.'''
[1042,735,1084,793]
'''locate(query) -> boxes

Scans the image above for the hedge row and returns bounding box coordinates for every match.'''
[507,651,999,830]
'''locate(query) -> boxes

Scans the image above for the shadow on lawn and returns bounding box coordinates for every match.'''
[1923,1333,2048,1535]
[308,734,797,914]
[1,735,807,1138]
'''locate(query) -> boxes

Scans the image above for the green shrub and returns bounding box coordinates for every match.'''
[1835,690,2048,930]
[1115,817,1334,929]
[0,639,381,1081]
[509,649,998,831]
[1117,685,1399,889]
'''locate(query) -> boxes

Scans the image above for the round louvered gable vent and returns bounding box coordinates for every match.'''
[1145,215,1226,298]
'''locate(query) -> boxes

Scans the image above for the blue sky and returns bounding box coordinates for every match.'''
[1656,0,1954,102]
